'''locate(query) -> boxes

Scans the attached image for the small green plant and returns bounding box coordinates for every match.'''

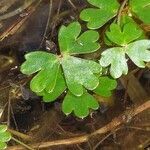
[100,15,150,78]
[21,22,117,118]
[21,0,150,118]
[0,125,11,150]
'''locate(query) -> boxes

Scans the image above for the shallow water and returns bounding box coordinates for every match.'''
[0,1,150,149]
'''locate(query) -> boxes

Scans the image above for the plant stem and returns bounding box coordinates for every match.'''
[8,128,31,141]
[11,137,35,150]
[7,100,150,150]
[117,0,128,25]
[39,0,53,48]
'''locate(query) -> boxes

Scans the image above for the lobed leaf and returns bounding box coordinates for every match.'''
[106,17,143,46]
[0,132,11,143]
[62,91,99,118]
[80,0,120,29]
[62,55,102,96]
[0,125,11,150]
[37,68,66,102]
[93,76,117,97]
[100,47,128,78]
[100,40,150,78]
[0,141,7,150]
[21,51,57,75]
[126,40,150,67]
[21,51,60,93]
[30,61,60,93]
[20,21,105,118]
[59,22,100,54]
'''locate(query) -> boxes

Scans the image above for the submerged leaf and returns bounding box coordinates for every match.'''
[93,76,117,97]
[130,0,150,24]
[80,0,119,29]
[100,40,150,78]
[62,91,99,118]
[62,55,102,96]
[59,22,100,54]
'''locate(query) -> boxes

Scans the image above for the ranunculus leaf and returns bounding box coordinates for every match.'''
[100,40,150,78]
[62,91,99,118]
[80,0,120,29]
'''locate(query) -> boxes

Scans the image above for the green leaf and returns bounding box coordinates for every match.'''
[59,22,100,54]
[21,22,101,98]
[0,141,7,150]
[62,91,99,118]
[21,51,57,75]
[130,0,150,24]
[100,40,150,78]
[20,21,102,118]
[0,125,11,150]
[80,0,120,29]
[21,51,60,93]
[126,40,150,67]
[106,18,143,46]
[30,62,60,93]
[0,125,7,133]
[93,76,117,97]
[62,55,102,96]
[0,132,11,142]
[100,47,128,78]
[37,68,66,102]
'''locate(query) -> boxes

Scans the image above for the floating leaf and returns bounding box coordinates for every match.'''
[106,16,143,46]
[62,55,101,96]
[129,0,150,24]
[62,91,99,118]
[100,40,150,78]
[59,22,100,54]
[93,76,117,97]
[80,0,120,29]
